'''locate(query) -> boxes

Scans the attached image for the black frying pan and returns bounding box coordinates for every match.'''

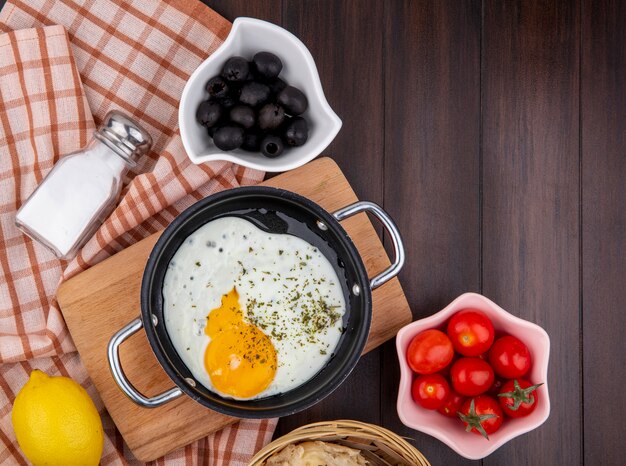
[108,186,404,418]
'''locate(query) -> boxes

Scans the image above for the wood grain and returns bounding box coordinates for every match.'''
[380,1,481,464]
[277,0,387,436]
[56,158,411,462]
[4,0,622,463]
[481,1,581,465]
[202,0,282,26]
[581,1,626,464]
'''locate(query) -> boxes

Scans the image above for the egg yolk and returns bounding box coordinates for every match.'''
[204,287,277,398]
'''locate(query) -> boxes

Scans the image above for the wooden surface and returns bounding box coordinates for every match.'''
[199,1,623,465]
[56,158,412,462]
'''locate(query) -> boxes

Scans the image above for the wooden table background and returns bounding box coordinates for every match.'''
[201,1,625,465]
[2,0,622,464]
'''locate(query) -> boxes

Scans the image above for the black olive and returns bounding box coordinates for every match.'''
[252,51,283,80]
[277,86,308,115]
[260,135,284,158]
[227,81,243,99]
[241,128,263,152]
[267,77,287,96]
[258,103,285,130]
[205,76,229,98]
[198,53,311,156]
[196,99,222,127]
[239,81,271,107]
[283,116,308,146]
[213,125,244,151]
[217,96,237,109]
[229,105,256,129]
[221,56,249,82]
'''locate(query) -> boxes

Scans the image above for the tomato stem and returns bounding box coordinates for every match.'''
[497,379,543,411]
[458,398,498,440]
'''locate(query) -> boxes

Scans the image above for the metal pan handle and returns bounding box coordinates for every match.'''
[332,201,405,290]
[107,317,183,408]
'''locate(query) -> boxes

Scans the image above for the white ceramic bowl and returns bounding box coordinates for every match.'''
[396,293,550,460]
[179,17,342,172]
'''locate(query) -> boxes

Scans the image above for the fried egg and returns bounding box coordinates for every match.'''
[163,216,346,400]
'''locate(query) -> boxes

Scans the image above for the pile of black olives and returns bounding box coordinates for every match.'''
[196,51,309,158]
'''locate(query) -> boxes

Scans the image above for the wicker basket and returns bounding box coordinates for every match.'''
[248,420,430,466]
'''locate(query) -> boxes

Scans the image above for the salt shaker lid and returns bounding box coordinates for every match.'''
[95,110,152,166]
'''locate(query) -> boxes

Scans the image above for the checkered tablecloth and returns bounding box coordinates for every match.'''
[0,1,276,464]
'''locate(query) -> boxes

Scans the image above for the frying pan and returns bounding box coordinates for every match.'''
[108,186,404,418]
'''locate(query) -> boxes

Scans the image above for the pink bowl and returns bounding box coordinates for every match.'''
[396,292,550,460]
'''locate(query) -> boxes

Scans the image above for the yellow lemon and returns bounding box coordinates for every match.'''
[11,370,104,466]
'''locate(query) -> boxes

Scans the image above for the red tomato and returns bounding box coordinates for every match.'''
[488,335,532,379]
[450,357,494,396]
[411,374,450,410]
[446,309,495,356]
[437,390,466,417]
[406,329,454,374]
[486,377,505,397]
[437,353,459,378]
[459,396,503,439]
[498,379,543,418]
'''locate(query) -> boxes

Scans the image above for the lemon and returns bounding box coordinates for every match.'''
[11,370,104,466]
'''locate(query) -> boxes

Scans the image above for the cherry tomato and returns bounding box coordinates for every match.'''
[446,309,495,356]
[486,377,505,397]
[411,374,450,410]
[458,396,503,439]
[450,357,494,396]
[437,390,466,417]
[498,379,543,418]
[406,329,454,374]
[437,353,459,378]
[488,335,531,379]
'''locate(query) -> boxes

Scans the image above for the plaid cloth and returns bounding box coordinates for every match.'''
[0,1,278,464]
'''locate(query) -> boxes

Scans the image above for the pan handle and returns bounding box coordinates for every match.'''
[107,317,183,408]
[332,201,405,290]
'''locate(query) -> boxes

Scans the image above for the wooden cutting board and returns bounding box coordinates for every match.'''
[56,157,412,462]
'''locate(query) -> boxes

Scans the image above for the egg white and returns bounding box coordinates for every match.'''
[163,216,346,400]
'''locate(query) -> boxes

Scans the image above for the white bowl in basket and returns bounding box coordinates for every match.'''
[396,292,550,460]
[179,17,342,172]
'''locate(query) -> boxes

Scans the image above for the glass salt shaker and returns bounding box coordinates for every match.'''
[15,110,152,260]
